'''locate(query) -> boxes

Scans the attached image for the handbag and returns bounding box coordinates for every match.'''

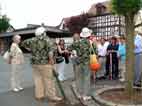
[56,56,64,64]
[89,44,100,72]
[3,51,10,61]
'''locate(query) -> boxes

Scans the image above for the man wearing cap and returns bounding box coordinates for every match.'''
[69,33,81,95]
[134,31,142,87]
[21,27,62,101]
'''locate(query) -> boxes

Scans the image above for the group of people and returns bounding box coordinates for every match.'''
[1,26,142,102]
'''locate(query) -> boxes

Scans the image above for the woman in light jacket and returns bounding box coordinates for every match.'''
[9,35,24,92]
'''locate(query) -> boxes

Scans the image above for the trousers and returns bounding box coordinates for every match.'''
[11,64,23,89]
[32,64,58,99]
[134,54,142,85]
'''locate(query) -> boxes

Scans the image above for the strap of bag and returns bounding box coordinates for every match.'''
[89,42,95,55]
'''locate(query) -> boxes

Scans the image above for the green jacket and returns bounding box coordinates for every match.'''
[21,36,53,65]
[70,38,91,65]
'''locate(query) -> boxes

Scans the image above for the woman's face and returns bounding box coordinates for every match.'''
[59,40,65,45]
[111,39,116,44]
[14,35,21,44]
[17,37,21,44]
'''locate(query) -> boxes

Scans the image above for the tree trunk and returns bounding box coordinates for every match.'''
[125,14,135,97]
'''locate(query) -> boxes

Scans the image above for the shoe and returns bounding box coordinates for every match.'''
[18,87,24,91]
[82,96,91,101]
[50,97,63,102]
[77,95,82,99]
[134,84,141,87]
[12,88,20,92]
[119,78,125,82]
[35,97,45,101]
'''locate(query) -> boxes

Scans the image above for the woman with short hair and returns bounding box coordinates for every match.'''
[9,35,24,92]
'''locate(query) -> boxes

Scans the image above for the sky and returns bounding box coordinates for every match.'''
[0,0,107,28]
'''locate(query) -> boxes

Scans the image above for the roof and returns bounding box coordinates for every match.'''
[88,1,111,15]
[0,26,71,38]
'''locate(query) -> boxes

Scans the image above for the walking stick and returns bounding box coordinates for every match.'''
[52,69,67,99]
[110,52,113,80]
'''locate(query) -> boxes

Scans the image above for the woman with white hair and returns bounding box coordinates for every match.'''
[9,35,24,92]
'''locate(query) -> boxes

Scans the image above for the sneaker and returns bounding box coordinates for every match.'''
[51,97,63,102]
[134,84,141,87]
[12,88,20,92]
[82,96,91,101]
[35,97,45,101]
[18,87,24,91]
[119,78,125,82]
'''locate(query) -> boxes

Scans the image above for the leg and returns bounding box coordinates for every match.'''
[74,65,84,94]
[56,61,66,81]
[115,59,119,79]
[16,64,24,89]
[32,65,45,99]
[82,65,91,96]
[42,65,60,100]
[119,61,126,81]
[134,54,142,85]
[112,62,115,79]
[105,56,110,77]
[11,64,18,89]
[96,57,105,78]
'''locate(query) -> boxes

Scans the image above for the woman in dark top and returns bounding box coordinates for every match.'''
[105,37,119,80]
[56,39,69,81]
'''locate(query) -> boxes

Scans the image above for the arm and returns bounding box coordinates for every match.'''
[57,45,65,54]
[8,43,17,64]
[21,38,32,51]
[48,51,54,65]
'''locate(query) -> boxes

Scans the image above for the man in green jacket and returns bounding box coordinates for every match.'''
[21,27,62,101]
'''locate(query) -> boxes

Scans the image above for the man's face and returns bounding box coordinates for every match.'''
[101,38,105,44]
[73,33,80,41]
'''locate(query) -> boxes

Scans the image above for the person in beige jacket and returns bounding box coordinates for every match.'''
[9,35,24,92]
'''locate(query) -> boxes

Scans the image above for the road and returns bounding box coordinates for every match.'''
[0,54,82,106]
[0,54,123,106]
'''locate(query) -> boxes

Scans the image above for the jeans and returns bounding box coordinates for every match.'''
[77,64,91,96]
[134,54,142,85]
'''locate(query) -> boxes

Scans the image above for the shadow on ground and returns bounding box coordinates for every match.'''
[0,87,84,106]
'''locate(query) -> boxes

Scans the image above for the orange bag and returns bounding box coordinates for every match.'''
[89,45,100,72]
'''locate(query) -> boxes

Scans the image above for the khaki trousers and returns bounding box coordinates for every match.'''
[32,64,58,99]
[11,64,23,89]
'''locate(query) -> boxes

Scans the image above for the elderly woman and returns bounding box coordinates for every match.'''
[9,35,24,92]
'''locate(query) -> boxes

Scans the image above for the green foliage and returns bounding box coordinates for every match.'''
[111,0,142,15]
[0,15,10,33]
[66,13,89,33]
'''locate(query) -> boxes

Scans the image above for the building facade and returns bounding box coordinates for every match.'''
[88,2,125,39]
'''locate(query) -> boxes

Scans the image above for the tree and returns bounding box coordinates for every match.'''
[111,0,142,96]
[66,13,89,33]
[0,15,10,33]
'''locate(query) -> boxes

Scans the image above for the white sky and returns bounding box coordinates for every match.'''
[0,0,107,28]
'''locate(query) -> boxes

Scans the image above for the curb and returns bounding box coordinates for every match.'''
[92,86,142,106]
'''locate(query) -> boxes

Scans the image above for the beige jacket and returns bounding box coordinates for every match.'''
[10,43,24,64]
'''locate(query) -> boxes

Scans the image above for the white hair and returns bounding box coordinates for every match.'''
[35,27,46,37]
[13,35,21,42]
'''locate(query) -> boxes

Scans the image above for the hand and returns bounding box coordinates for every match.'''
[64,50,68,53]
[48,59,54,65]
[8,59,11,64]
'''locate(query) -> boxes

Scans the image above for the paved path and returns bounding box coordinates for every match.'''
[0,54,123,106]
[0,55,76,106]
